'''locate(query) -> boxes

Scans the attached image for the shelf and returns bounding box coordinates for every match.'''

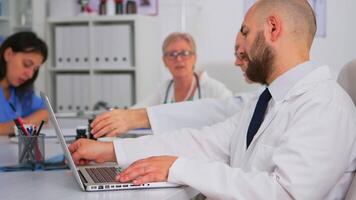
[47,14,145,24]
[46,13,159,113]
[48,67,135,73]
[48,67,90,72]
[93,68,135,72]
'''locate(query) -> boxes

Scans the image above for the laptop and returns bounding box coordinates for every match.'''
[40,92,180,191]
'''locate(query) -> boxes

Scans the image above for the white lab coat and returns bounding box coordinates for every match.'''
[132,71,233,108]
[114,62,356,199]
[147,94,251,134]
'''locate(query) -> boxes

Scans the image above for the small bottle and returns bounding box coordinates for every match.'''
[88,118,97,140]
[106,0,115,16]
[76,126,88,140]
[126,0,137,14]
[99,0,106,15]
[115,0,123,15]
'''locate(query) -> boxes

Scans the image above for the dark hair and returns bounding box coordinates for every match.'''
[0,31,48,103]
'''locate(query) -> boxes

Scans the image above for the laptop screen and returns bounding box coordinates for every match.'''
[40,92,85,190]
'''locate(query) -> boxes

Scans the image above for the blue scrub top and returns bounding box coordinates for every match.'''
[0,87,45,123]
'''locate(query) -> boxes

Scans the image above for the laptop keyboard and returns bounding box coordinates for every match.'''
[86,167,120,183]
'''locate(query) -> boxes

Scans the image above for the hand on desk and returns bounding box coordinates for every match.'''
[116,156,177,185]
[68,139,117,165]
[91,108,150,138]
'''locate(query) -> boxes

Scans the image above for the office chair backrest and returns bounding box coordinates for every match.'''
[338,59,356,105]
[346,172,356,200]
[338,59,356,199]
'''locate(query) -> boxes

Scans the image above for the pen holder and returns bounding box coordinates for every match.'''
[18,134,45,165]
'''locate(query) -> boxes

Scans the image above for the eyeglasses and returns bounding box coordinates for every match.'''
[164,50,195,60]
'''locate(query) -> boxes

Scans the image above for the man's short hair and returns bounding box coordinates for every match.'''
[254,0,317,47]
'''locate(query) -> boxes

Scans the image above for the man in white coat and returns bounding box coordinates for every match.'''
[69,0,356,199]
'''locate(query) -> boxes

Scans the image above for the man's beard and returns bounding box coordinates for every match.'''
[244,32,275,85]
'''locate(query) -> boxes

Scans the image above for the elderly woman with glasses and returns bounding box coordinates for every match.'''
[133,32,232,108]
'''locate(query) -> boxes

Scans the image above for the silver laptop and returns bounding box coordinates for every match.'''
[41,92,180,191]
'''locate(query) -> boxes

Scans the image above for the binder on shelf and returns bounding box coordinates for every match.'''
[93,75,104,109]
[72,74,90,112]
[93,74,133,109]
[111,24,132,68]
[92,24,132,69]
[112,74,133,108]
[71,25,90,68]
[92,25,105,68]
[55,74,74,113]
[54,26,65,68]
[63,26,71,68]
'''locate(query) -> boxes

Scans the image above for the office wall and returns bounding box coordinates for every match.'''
[154,0,356,94]
[35,0,356,98]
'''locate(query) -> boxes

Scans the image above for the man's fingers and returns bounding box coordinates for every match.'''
[93,125,116,138]
[92,119,112,134]
[91,114,109,128]
[119,166,148,182]
[132,173,159,185]
[71,151,83,165]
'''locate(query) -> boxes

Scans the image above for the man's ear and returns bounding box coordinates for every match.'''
[266,15,282,42]
[4,47,13,62]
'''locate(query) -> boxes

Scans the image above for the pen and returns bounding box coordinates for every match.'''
[36,120,45,136]
[9,102,30,136]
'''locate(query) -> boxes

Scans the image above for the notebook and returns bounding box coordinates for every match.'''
[40,92,180,191]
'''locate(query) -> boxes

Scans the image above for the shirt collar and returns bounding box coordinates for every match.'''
[268,61,317,102]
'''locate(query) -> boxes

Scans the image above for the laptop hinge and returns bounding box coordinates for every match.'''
[78,170,88,184]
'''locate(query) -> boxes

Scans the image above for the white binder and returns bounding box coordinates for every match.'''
[111,24,132,68]
[92,74,133,108]
[92,25,105,68]
[92,24,132,69]
[72,74,90,112]
[112,74,133,108]
[56,74,74,112]
[63,26,71,68]
[54,26,65,68]
[71,25,90,68]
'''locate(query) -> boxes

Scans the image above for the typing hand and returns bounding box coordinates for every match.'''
[68,139,116,165]
[116,156,177,185]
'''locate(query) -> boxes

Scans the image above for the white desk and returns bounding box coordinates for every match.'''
[0,118,198,200]
[1,170,197,200]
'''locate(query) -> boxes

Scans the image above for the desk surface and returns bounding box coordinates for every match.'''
[0,118,198,200]
[1,170,197,200]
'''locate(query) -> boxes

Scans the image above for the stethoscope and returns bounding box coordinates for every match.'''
[163,72,201,104]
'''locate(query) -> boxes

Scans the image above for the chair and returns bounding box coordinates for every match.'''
[346,172,356,200]
[338,59,356,105]
[339,59,356,199]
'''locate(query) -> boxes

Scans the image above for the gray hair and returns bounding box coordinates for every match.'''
[162,32,196,54]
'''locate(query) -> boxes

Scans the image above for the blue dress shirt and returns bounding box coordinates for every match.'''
[0,87,45,123]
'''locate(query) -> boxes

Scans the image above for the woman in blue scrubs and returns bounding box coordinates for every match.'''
[0,32,48,135]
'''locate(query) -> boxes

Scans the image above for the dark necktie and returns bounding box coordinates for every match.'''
[246,88,272,148]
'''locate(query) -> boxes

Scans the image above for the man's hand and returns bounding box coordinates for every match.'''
[91,108,150,138]
[116,156,177,185]
[68,139,116,165]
